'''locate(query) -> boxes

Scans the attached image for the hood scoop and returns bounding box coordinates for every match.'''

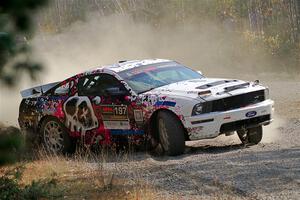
[196,80,238,89]
[223,82,250,92]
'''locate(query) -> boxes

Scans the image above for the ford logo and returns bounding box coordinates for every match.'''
[246,111,257,118]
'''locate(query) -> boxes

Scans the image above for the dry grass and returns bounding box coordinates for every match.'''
[0,146,158,200]
[0,123,158,199]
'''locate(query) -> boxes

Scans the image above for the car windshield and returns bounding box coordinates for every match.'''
[118,61,203,94]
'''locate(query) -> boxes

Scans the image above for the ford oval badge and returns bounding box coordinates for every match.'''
[246,111,257,118]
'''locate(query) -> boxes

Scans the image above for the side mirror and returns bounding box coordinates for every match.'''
[105,87,127,96]
[197,70,203,75]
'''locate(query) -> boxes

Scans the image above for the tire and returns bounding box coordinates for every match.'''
[237,126,263,145]
[157,111,185,156]
[40,117,76,154]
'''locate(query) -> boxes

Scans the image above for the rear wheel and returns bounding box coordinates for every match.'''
[41,117,76,154]
[157,111,185,156]
[237,126,263,145]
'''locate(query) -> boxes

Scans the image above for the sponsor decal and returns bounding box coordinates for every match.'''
[63,96,98,134]
[103,120,130,129]
[92,96,101,105]
[134,110,143,122]
[154,101,176,107]
[130,66,157,75]
[245,111,257,118]
[110,129,144,135]
[261,109,267,114]
[100,105,128,120]
[102,106,113,113]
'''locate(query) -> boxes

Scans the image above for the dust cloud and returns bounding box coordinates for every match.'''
[0,13,278,125]
[262,114,284,143]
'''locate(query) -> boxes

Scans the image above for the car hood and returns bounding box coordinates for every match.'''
[143,78,265,101]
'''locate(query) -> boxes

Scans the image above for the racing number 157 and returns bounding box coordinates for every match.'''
[114,106,127,116]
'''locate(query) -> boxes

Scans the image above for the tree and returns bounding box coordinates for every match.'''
[0,0,48,87]
[0,0,48,165]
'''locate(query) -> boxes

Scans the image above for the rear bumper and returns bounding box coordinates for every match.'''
[183,99,274,140]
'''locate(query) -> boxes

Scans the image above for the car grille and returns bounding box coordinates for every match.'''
[202,90,265,113]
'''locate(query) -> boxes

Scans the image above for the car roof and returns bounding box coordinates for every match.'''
[87,58,172,74]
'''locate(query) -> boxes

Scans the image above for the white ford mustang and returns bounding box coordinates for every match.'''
[19,59,274,156]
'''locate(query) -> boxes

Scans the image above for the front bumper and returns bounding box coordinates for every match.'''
[183,99,274,140]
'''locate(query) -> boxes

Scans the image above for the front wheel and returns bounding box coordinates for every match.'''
[237,126,263,145]
[41,117,76,154]
[157,111,185,156]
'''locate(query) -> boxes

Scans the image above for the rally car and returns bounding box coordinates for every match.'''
[19,59,274,156]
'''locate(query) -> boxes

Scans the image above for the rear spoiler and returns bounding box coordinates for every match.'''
[20,81,60,98]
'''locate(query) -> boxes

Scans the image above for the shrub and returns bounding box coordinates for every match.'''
[0,126,25,166]
[0,166,62,200]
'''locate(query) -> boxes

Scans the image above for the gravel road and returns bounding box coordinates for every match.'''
[99,80,300,200]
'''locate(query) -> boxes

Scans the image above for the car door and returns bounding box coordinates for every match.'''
[77,73,135,137]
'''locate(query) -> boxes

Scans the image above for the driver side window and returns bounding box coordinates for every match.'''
[54,81,70,96]
[78,74,127,96]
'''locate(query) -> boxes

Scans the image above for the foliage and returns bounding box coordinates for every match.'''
[36,0,300,71]
[0,0,299,81]
[22,178,60,200]
[243,30,281,54]
[0,166,61,200]
[0,126,24,166]
[0,0,48,87]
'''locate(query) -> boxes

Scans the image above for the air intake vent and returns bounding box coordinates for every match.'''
[196,80,237,89]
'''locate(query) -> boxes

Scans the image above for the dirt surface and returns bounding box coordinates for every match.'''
[1,80,298,199]
[94,80,300,200]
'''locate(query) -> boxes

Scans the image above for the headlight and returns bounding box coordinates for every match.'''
[264,88,269,100]
[192,103,203,116]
